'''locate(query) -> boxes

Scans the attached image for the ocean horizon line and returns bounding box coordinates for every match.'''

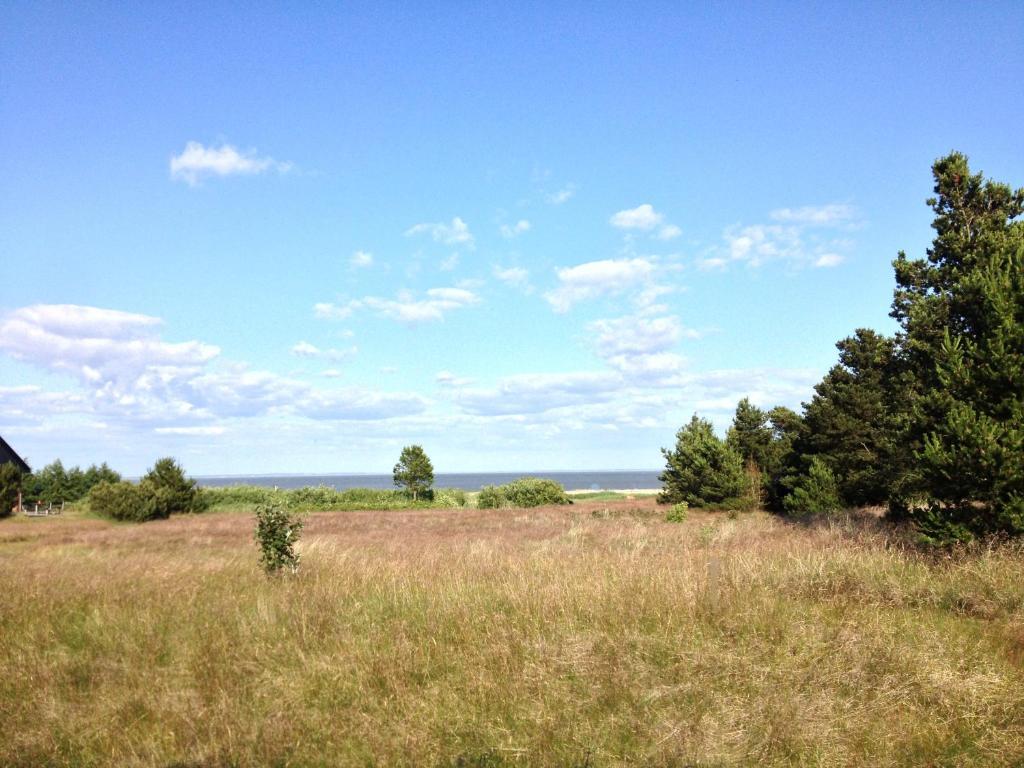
[193,468,661,479]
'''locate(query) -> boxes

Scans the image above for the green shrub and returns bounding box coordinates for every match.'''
[200,485,284,508]
[476,478,571,509]
[201,484,468,512]
[0,463,23,518]
[88,481,160,522]
[659,415,747,507]
[503,478,571,507]
[665,502,689,523]
[254,503,303,574]
[783,456,842,517]
[432,487,468,507]
[476,485,506,509]
[142,457,205,516]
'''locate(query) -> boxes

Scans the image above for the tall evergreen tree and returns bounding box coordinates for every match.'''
[892,152,1024,540]
[726,398,772,469]
[798,329,907,507]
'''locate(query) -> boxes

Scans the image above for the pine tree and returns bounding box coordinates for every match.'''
[726,398,772,507]
[798,329,908,507]
[892,152,1024,541]
[393,445,435,501]
[659,415,746,507]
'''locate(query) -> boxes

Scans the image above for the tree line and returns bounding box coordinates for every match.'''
[660,151,1023,544]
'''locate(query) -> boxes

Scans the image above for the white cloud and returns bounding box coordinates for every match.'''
[610,204,663,231]
[405,217,474,247]
[439,253,459,271]
[493,265,530,288]
[454,372,623,416]
[0,304,427,427]
[697,256,728,271]
[589,315,696,382]
[436,370,473,387]
[0,305,220,389]
[322,287,481,324]
[313,303,353,320]
[154,426,226,436]
[546,184,576,205]
[705,203,860,270]
[290,341,357,361]
[350,250,374,268]
[170,141,291,185]
[770,204,855,226]
[656,224,682,240]
[606,352,687,376]
[814,253,844,268]
[545,257,656,313]
[589,315,688,357]
[499,219,531,239]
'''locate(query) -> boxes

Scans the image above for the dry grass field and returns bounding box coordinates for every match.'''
[2,499,1024,766]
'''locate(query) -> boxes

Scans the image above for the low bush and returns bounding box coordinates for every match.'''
[476,485,506,509]
[477,478,571,509]
[88,481,160,522]
[665,502,689,523]
[254,503,303,574]
[202,484,468,512]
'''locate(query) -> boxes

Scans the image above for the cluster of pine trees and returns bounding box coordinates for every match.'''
[660,152,1023,544]
[23,459,122,503]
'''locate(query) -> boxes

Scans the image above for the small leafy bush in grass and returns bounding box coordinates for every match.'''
[254,503,303,574]
[89,481,160,522]
[476,485,506,509]
[477,478,571,508]
[432,487,468,507]
[665,502,689,522]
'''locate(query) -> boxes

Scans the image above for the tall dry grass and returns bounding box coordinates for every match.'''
[1,501,1023,766]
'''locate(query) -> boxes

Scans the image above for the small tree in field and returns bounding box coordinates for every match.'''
[393,445,434,501]
[254,503,303,574]
[659,415,746,508]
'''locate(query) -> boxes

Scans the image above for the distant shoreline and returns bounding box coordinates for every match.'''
[195,470,663,493]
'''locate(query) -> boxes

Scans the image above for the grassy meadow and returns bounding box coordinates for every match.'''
[2,499,1024,766]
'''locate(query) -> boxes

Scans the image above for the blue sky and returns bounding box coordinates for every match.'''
[1,2,1022,475]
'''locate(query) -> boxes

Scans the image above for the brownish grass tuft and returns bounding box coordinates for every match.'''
[2,499,1023,766]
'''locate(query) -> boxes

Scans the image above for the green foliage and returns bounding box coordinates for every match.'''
[202,484,468,512]
[88,481,160,522]
[0,463,24,518]
[476,478,571,509]
[393,445,435,501]
[892,153,1024,541]
[659,415,747,508]
[254,503,303,574]
[476,485,506,509]
[142,457,205,516]
[783,457,842,517]
[665,502,688,523]
[726,398,772,469]
[24,460,121,503]
[797,329,909,507]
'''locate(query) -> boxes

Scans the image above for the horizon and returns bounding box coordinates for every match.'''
[2,3,1022,475]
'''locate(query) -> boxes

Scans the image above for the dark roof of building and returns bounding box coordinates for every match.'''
[0,435,30,474]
